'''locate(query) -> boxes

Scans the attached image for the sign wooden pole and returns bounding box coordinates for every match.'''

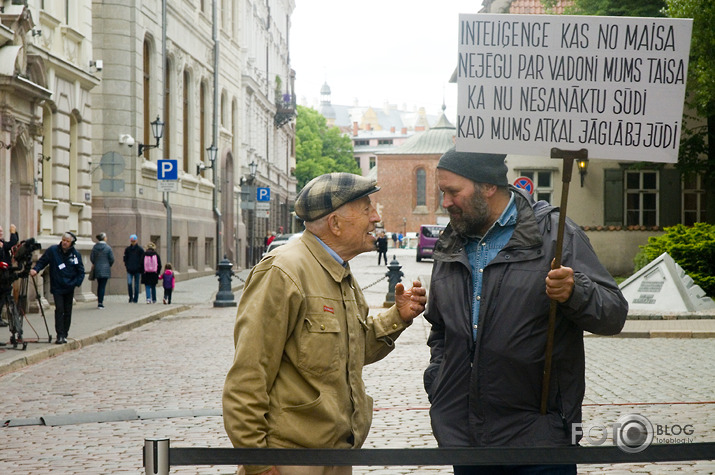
[540,147,588,415]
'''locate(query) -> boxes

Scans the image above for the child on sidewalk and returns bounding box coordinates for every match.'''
[160,263,175,304]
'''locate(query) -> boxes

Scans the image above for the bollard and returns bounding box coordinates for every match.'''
[383,255,404,308]
[214,257,238,307]
[143,438,169,475]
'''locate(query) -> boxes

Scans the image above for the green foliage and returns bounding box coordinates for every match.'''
[665,0,715,187]
[565,0,666,17]
[295,105,360,190]
[634,223,715,295]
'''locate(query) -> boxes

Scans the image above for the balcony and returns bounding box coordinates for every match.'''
[274,92,296,127]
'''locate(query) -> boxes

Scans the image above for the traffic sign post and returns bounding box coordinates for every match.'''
[157,160,178,193]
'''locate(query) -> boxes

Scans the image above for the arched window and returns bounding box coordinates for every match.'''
[69,113,78,202]
[200,82,207,164]
[41,105,53,199]
[183,69,190,172]
[163,57,172,159]
[143,39,152,159]
[416,168,426,206]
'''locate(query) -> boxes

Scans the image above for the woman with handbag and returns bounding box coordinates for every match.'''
[90,232,115,309]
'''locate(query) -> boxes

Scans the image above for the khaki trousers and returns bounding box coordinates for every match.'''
[238,466,352,475]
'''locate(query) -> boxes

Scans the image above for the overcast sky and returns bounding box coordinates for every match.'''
[290,0,484,120]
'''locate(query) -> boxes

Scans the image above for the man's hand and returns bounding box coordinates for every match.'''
[30,269,37,277]
[545,258,575,303]
[395,280,427,322]
[9,224,16,234]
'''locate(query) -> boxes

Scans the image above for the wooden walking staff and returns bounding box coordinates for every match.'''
[540,147,588,415]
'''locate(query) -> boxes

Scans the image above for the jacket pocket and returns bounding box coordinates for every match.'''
[298,314,341,376]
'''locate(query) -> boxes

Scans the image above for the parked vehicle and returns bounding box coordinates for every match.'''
[263,233,302,256]
[416,225,445,262]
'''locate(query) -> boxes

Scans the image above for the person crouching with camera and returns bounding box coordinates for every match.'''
[30,232,85,344]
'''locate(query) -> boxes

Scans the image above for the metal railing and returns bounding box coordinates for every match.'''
[143,439,715,474]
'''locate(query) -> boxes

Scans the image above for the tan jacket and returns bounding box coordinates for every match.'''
[223,231,410,474]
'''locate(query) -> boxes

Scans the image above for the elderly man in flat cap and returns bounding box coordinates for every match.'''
[223,172,427,475]
[423,148,627,475]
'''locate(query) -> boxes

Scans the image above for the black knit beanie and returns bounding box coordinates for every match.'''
[437,147,508,186]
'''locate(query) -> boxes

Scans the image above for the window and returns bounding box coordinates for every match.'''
[143,40,152,159]
[369,156,376,169]
[625,170,658,226]
[354,139,369,146]
[378,139,393,145]
[518,170,553,203]
[205,238,214,267]
[200,82,207,166]
[41,106,53,199]
[183,69,190,172]
[69,114,78,202]
[416,168,426,207]
[682,173,706,226]
[188,237,197,270]
[163,58,172,159]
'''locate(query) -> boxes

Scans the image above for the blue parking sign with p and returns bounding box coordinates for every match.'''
[158,160,178,180]
[257,187,270,201]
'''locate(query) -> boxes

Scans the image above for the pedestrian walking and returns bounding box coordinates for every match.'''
[223,172,427,475]
[391,231,398,248]
[423,148,628,475]
[123,234,144,303]
[376,230,388,265]
[160,262,175,304]
[30,232,85,344]
[141,242,161,304]
[90,232,114,309]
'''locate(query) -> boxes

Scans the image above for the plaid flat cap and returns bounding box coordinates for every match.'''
[294,173,380,222]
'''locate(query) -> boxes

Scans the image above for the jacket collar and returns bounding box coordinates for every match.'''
[435,186,544,259]
[300,230,353,283]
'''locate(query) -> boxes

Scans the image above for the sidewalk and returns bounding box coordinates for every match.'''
[0,271,249,376]
[2,260,714,376]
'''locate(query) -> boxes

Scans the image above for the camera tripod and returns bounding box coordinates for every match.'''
[0,277,52,350]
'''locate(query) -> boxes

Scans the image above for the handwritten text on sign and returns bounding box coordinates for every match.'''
[456,14,693,162]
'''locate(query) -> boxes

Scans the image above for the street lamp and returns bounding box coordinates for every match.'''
[246,160,258,266]
[577,157,589,187]
[197,144,217,175]
[138,116,165,157]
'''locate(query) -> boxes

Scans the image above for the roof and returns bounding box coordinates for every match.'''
[378,112,455,155]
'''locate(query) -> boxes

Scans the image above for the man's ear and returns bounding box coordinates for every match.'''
[326,213,341,236]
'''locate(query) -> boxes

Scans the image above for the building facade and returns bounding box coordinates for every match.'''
[1,0,296,305]
[1,0,98,302]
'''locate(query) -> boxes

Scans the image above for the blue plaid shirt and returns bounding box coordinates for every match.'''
[465,192,517,340]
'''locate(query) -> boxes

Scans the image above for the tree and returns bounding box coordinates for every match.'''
[557,0,715,223]
[295,105,360,190]
[564,0,666,17]
[665,0,715,223]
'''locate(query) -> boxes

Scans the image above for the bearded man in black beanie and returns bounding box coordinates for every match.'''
[423,147,628,475]
[31,232,85,344]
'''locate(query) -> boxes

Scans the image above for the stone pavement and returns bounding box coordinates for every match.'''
[0,249,713,474]
[0,272,241,376]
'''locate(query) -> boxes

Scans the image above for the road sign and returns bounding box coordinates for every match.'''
[513,176,534,194]
[256,210,270,218]
[158,180,178,192]
[257,187,270,201]
[157,160,178,180]
[255,202,270,210]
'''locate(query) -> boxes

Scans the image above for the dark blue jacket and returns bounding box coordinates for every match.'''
[1,231,19,264]
[123,244,145,274]
[33,243,85,294]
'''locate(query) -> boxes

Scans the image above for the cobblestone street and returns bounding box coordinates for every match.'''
[1,250,713,474]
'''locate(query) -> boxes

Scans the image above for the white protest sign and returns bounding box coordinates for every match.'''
[456,14,693,162]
